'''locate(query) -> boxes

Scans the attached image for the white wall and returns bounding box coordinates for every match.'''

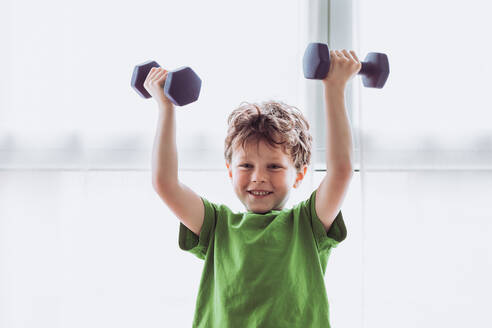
[336,0,492,326]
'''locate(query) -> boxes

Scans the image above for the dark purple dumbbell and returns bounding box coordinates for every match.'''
[302,42,389,89]
[131,60,202,106]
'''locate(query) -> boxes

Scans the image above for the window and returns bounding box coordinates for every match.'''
[0,0,306,170]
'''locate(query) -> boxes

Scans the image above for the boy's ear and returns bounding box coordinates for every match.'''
[226,162,232,178]
[293,165,308,188]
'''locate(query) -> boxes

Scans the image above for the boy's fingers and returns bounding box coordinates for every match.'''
[337,50,349,62]
[349,50,360,63]
[149,67,166,80]
[145,68,162,86]
[342,49,357,62]
[145,69,155,84]
[158,71,168,81]
[149,69,161,83]
[149,67,158,78]
[157,68,168,78]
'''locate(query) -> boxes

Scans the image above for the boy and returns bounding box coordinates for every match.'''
[147,49,361,327]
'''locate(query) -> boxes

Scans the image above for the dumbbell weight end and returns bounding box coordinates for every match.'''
[131,60,160,99]
[359,53,389,89]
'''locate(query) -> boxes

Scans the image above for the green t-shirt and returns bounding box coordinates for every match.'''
[178,189,347,327]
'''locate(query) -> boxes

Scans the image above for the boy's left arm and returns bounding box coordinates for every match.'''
[315,49,361,233]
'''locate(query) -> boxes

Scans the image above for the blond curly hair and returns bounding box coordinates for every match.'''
[224,100,313,173]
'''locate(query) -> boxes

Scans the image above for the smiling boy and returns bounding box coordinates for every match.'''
[147,49,361,327]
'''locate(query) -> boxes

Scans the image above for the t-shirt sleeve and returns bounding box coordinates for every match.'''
[178,196,217,260]
[303,189,348,252]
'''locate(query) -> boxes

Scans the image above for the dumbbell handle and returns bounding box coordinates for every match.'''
[327,53,388,79]
[359,61,375,76]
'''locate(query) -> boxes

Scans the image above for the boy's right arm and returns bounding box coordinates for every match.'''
[147,68,205,237]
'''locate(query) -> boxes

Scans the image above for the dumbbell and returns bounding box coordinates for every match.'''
[131,60,202,106]
[302,42,389,89]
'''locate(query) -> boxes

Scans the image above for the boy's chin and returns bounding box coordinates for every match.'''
[246,203,273,214]
[248,208,271,214]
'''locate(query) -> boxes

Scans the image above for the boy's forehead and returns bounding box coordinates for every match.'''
[236,152,286,160]
[233,142,289,160]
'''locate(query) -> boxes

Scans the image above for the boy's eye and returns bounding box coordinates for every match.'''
[240,164,281,169]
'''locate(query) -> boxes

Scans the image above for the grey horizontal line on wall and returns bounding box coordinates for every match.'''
[0,149,490,171]
[1,168,492,172]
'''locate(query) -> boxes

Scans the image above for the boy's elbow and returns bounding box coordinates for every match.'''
[152,177,179,194]
[329,165,353,177]
[152,179,162,193]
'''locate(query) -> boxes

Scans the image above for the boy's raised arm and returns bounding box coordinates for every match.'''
[315,49,360,233]
[144,67,179,188]
[151,103,179,189]
[147,67,205,237]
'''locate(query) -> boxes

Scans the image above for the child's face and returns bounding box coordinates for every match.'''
[226,138,307,214]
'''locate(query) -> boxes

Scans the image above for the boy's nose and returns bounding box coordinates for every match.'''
[251,169,267,182]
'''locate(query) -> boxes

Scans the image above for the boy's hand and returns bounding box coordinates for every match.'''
[322,49,362,90]
[143,67,174,108]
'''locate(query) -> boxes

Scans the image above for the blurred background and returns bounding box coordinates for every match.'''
[0,0,491,327]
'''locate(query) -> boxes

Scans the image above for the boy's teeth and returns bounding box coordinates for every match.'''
[251,191,270,195]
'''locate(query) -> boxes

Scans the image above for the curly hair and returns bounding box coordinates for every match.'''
[224,100,313,172]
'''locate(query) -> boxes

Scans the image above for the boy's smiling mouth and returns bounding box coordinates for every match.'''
[248,190,273,197]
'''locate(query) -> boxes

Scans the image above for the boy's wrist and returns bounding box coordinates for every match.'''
[323,84,346,106]
[157,101,174,112]
[323,81,346,95]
